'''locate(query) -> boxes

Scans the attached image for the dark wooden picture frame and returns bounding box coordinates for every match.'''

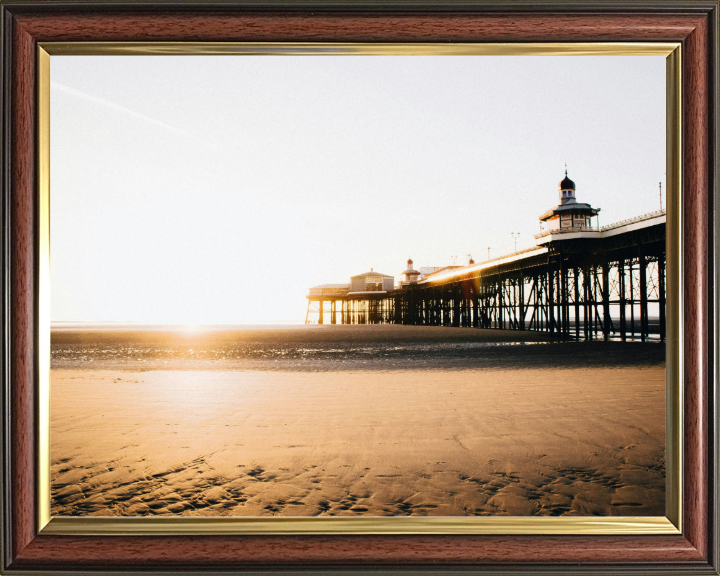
[1,1,718,573]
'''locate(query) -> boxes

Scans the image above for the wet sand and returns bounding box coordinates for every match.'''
[51,325,665,517]
[51,323,665,372]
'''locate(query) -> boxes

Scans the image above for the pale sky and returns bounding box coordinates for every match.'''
[50,55,666,324]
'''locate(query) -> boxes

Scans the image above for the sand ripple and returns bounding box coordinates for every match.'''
[52,455,665,517]
[51,338,666,518]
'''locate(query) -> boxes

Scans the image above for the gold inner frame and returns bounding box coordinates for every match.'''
[37,42,682,535]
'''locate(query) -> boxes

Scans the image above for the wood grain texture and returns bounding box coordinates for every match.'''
[10,534,707,568]
[9,16,37,562]
[13,12,704,43]
[2,4,717,573]
[681,12,710,561]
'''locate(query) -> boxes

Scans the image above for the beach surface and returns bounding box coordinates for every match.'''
[51,325,665,517]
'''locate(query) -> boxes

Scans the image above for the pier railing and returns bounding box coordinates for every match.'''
[306,215,666,342]
[534,225,599,240]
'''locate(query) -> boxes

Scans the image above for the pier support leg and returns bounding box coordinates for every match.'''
[561,260,568,337]
[519,275,525,330]
[583,267,590,340]
[629,261,635,337]
[640,252,647,342]
[602,263,610,340]
[619,259,626,341]
[454,283,460,328]
[473,293,479,328]
[573,267,580,340]
[548,267,555,336]
[498,277,504,330]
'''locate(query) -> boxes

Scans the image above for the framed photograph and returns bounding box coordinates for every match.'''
[1,1,717,574]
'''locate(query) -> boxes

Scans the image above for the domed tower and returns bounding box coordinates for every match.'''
[558,169,576,203]
[539,168,600,232]
[401,258,421,285]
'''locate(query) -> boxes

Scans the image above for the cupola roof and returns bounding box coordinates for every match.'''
[559,168,576,191]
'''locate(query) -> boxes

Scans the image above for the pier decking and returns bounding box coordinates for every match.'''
[306,210,666,342]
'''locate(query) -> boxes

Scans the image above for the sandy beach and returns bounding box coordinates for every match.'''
[51,325,665,517]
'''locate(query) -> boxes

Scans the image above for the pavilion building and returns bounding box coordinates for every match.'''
[539,170,600,231]
[400,258,421,285]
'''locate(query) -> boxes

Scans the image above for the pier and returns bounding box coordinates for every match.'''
[306,174,667,342]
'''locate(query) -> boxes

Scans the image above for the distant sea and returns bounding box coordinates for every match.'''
[51,324,665,372]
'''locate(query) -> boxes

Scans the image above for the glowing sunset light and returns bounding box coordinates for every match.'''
[50,55,665,324]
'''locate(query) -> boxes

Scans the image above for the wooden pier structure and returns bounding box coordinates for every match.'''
[306,210,667,342]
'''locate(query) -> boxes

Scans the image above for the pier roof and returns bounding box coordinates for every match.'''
[539,201,599,221]
[599,209,666,236]
[307,283,350,297]
[309,283,350,289]
[421,265,462,279]
[414,210,666,285]
[418,246,549,285]
[534,209,665,244]
[351,270,393,279]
